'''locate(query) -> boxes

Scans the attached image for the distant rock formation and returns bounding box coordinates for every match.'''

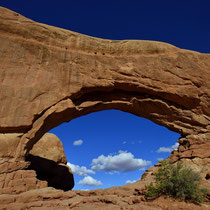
[0,6,209,209]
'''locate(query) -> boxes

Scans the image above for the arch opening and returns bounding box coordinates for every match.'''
[25,109,180,191]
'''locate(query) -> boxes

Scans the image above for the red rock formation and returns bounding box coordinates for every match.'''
[141,133,210,193]
[0,7,209,209]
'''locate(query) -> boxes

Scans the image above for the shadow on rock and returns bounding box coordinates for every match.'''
[26,154,74,191]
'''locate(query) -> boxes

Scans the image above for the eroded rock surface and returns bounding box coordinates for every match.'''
[141,133,210,194]
[1,187,210,210]
[0,7,210,138]
[0,7,209,210]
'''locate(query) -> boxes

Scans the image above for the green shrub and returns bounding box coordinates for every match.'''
[145,160,207,202]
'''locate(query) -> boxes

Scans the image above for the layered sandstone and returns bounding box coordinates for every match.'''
[0,7,210,138]
[0,6,209,209]
[141,133,210,193]
[0,187,209,210]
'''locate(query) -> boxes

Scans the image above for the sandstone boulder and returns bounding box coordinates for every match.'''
[27,133,74,191]
[29,133,67,164]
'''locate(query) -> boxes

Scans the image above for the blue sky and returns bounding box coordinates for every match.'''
[50,110,179,190]
[1,1,209,190]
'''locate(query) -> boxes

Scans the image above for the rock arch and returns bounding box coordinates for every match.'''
[0,7,209,202]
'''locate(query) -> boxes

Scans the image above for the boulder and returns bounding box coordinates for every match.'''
[29,133,67,164]
[27,133,74,191]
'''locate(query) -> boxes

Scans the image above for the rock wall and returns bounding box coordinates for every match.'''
[142,133,210,193]
[0,6,209,209]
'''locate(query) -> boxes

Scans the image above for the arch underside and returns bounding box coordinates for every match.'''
[18,86,208,159]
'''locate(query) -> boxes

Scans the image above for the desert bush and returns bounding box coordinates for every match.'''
[145,160,207,202]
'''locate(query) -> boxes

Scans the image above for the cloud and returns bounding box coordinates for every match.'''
[78,176,102,186]
[139,167,146,171]
[171,143,179,149]
[157,142,179,153]
[67,163,95,176]
[157,158,164,161]
[73,139,83,146]
[125,180,136,184]
[122,141,126,144]
[91,150,151,172]
[106,171,120,175]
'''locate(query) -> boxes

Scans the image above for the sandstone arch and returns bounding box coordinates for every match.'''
[0,7,209,204]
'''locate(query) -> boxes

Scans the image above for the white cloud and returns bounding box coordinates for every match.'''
[67,163,95,176]
[172,143,179,149]
[157,142,179,153]
[73,139,83,146]
[106,171,120,175]
[126,180,136,184]
[139,167,146,171]
[91,150,151,172]
[122,141,127,144]
[157,158,164,161]
[78,176,102,186]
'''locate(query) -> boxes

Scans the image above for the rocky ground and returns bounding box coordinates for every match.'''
[0,184,209,210]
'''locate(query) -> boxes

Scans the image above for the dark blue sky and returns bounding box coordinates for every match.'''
[1,1,210,53]
[1,1,209,190]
